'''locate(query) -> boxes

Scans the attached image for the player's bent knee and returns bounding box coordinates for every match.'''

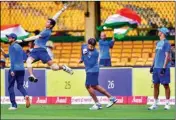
[163,84,169,88]
[50,63,59,71]
[27,58,33,67]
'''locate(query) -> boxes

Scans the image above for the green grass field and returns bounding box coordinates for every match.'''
[1,104,175,119]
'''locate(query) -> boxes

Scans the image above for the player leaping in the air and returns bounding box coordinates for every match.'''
[79,38,117,110]
[17,5,73,82]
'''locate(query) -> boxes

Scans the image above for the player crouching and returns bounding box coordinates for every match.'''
[79,38,117,110]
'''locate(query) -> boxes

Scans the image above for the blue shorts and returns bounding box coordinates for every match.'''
[99,59,111,67]
[152,68,170,85]
[30,48,51,64]
[86,72,99,86]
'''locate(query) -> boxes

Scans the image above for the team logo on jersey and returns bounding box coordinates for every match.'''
[83,48,88,55]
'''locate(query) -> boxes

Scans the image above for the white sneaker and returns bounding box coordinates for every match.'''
[164,104,171,110]
[148,104,158,110]
[89,104,102,110]
[62,65,74,75]
[8,106,17,110]
[106,97,117,108]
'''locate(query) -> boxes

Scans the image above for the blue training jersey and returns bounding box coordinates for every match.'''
[154,39,171,68]
[34,29,52,48]
[99,39,114,59]
[8,43,25,71]
[81,44,99,73]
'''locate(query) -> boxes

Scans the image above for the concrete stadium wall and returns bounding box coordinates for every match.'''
[1,68,175,97]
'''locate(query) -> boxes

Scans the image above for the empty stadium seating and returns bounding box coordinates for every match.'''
[1,40,174,68]
[1,2,85,33]
[101,1,175,37]
[1,2,174,37]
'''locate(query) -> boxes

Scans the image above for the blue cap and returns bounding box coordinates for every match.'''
[6,33,17,40]
[158,27,169,36]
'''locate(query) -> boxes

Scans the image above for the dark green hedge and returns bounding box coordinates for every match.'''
[49,35,174,42]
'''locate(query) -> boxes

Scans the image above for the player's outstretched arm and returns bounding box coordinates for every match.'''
[24,35,41,42]
[16,35,41,43]
[52,4,68,22]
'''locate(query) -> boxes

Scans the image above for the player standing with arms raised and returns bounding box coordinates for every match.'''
[99,32,114,67]
[79,38,117,110]
[148,27,171,110]
[1,33,30,110]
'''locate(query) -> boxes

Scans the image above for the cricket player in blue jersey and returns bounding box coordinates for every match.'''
[79,38,117,110]
[1,33,30,110]
[99,32,114,67]
[148,27,171,110]
[17,6,73,82]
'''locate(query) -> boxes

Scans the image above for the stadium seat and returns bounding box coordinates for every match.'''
[135,61,145,66]
[62,43,72,46]
[61,50,71,54]
[69,63,78,67]
[38,62,48,68]
[123,41,132,45]
[137,58,147,62]
[58,62,69,66]
[72,42,82,46]
[145,61,153,66]
[143,45,153,48]
[133,41,143,45]
[59,58,69,63]
[56,46,62,50]
[115,62,126,66]
[70,58,79,63]
[54,43,62,46]
[130,58,138,63]
[152,53,155,58]
[71,54,81,58]
[112,49,122,53]
[122,49,132,53]
[126,61,135,66]
[123,45,133,49]
[142,53,149,59]
[132,53,141,58]
[121,58,129,62]
[53,51,61,54]
[111,58,120,63]
[121,53,131,58]
[169,40,175,44]
[113,45,123,49]
[142,49,153,53]
[6,63,10,68]
[32,62,38,68]
[60,54,70,58]
[152,49,156,53]
[147,58,154,62]
[72,46,81,50]
[114,41,122,45]
[133,45,143,49]
[72,50,81,54]
[143,41,153,45]
[112,53,121,58]
[62,46,72,50]
[132,49,142,53]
